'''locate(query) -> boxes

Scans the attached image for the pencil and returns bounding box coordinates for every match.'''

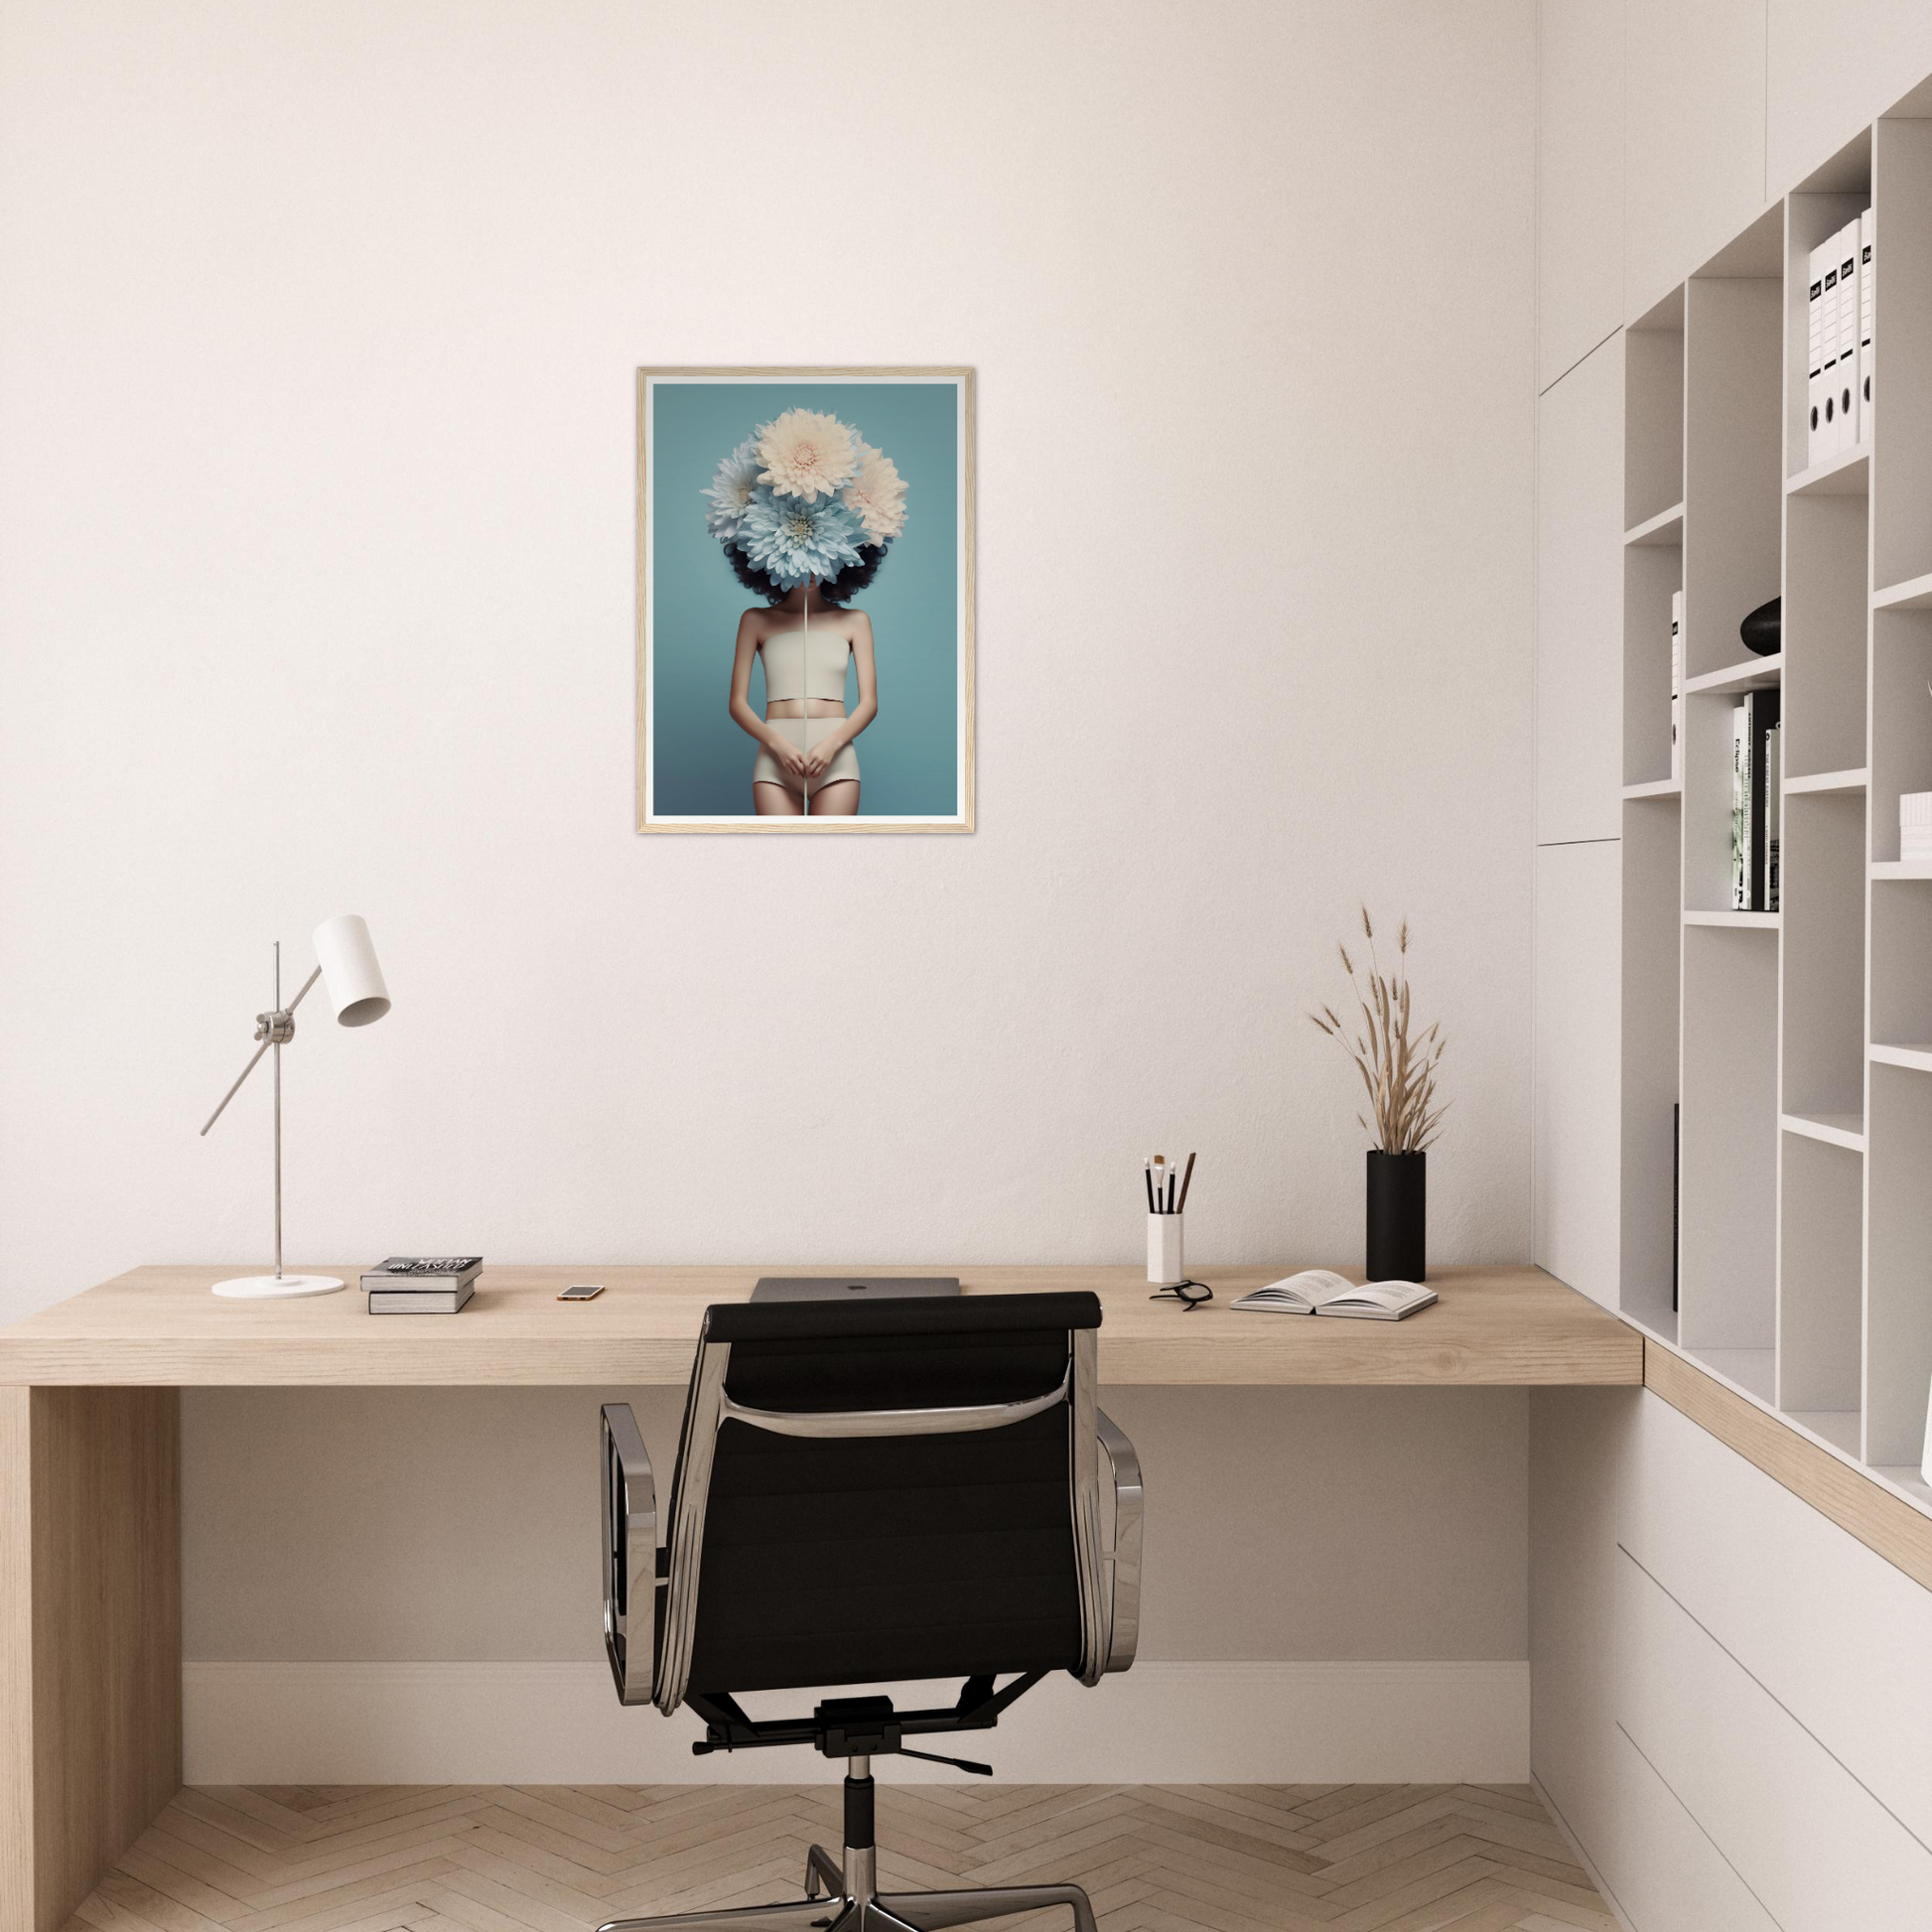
[1176,1151,1197,1213]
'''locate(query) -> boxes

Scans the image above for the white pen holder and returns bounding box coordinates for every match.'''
[1148,1212,1185,1286]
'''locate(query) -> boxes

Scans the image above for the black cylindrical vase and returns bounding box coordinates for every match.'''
[1366,1150,1426,1282]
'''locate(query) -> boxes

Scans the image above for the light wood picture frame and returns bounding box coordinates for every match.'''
[635,366,975,833]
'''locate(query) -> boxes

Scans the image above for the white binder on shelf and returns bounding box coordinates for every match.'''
[1821,230,1845,456]
[1836,219,1861,456]
[1807,239,1830,468]
[1860,207,1874,446]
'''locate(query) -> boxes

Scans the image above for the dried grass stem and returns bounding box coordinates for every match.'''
[1309,906,1449,1154]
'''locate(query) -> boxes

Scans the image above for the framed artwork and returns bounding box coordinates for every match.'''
[635,366,974,833]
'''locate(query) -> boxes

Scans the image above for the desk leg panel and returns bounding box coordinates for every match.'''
[0,1387,182,1932]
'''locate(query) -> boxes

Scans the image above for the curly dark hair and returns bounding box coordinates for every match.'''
[725,540,889,607]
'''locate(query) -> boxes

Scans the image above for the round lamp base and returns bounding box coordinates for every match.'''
[210,1274,345,1300]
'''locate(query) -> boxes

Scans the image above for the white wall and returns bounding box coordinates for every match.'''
[0,3,1538,1313]
[0,0,1537,1313]
[0,0,1540,1770]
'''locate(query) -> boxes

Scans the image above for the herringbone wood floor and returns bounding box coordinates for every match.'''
[65,1784,1617,1932]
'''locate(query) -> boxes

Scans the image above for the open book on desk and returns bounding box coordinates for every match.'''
[1230,1270,1437,1320]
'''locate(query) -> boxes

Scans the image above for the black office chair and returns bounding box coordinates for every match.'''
[597,1291,1143,1932]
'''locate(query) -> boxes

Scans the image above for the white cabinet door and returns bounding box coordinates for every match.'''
[1768,0,1932,194]
[1622,1390,1932,1852]
[1538,0,1624,390]
[1617,1546,1932,1930]
[1625,0,1769,318]
[1534,840,1621,1308]
[1537,336,1624,844]
[1599,1725,1781,1932]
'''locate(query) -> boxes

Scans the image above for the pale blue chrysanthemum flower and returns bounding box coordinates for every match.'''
[735,484,868,589]
[701,435,763,543]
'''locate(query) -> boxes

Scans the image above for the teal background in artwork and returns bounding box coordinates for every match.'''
[648,379,961,818]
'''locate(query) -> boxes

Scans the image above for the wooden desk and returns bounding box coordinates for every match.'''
[0,1261,1637,1388]
[0,1263,1635,1932]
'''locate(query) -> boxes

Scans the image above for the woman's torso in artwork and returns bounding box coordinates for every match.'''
[757,620,855,719]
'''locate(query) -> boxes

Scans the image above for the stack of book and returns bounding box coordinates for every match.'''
[361,1256,483,1313]
[1807,209,1873,465]
[1730,692,1781,911]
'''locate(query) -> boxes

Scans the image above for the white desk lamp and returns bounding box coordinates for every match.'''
[200,913,391,1299]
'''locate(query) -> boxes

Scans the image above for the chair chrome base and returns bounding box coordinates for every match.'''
[596,1842,1098,1932]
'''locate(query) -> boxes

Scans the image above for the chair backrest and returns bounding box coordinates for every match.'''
[651,1291,1107,1713]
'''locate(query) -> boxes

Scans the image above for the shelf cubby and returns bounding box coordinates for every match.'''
[1869,607,1932,861]
[1867,1062,1932,1466]
[1625,288,1684,533]
[1683,677,1780,914]
[1683,248,1782,684]
[1623,537,1681,788]
[1619,792,1683,1341]
[1678,925,1778,1362]
[1777,1132,1863,1427]
[1781,791,1866,1119]
[1784,494,1868,777]
[1869,873,1932,1050]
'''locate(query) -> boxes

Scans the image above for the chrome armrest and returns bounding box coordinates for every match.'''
[718,1366,1069,1439]
[1095,1407,1143,1673]
[601,1403,657,1707]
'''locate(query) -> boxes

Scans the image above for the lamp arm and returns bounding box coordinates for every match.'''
[200,1039,271,1137]
[198,965,323,1136]
[285,964,323,1015]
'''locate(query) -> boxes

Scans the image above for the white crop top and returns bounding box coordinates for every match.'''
[759,628,851,703]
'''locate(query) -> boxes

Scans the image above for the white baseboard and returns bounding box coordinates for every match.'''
[183,1660,1528,1786]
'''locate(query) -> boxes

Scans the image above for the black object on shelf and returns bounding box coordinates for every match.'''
[1740,595,1781,657]
[1366,1150,1426,1282]
[1672,1102,1680,1314]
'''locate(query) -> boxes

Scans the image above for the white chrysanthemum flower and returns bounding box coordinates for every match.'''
[735,485,868,590]
[842,440,908,543]
[756,408,859,501]
[701,436,762,542]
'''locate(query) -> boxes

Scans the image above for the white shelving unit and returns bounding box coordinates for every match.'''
[1619,106,1932,1515]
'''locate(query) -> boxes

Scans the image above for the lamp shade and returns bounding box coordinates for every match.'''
[312,914,390,1027]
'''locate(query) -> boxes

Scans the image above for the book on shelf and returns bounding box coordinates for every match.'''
[1730,703,1749,907]
[1229,1270,1437,1320]
[360,1256,483,1291]
[1670,591,1683,781]
[1671,1102,1680,1316]
[1747,690,1780,910]
[1765,720,1781,912]
[1729,692,1781,911]
[368,1282,475,1315]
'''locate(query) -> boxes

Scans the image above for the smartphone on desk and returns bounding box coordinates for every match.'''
[558,1283,605,1301]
